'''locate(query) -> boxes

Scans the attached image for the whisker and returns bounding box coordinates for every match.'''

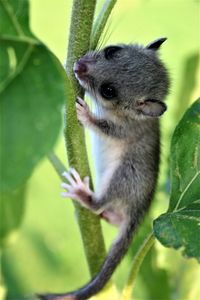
[96,16,114,50]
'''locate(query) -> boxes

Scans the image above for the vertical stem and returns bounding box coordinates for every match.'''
[64,0,107,276]
[121,233,155,300]
[90,0,117,50]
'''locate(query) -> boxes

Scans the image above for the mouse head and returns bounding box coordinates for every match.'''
[73,38,169,119]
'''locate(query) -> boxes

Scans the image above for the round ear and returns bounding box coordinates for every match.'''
[146,37,167,51]
[136,99,167,117]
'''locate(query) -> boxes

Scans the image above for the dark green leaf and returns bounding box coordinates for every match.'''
[0,185,26,247]
[0,0,67,193]
[154,98,200,261]
[0,0,32,37]
[169,98,200,212]
[154,202,200,261]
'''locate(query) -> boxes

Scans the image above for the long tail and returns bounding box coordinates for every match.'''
[38,218,137,300]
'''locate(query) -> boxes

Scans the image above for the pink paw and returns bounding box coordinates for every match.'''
[76,97,92,126]
[61,168,92,207]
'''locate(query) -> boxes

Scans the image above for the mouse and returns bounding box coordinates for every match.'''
[39,37,169,300]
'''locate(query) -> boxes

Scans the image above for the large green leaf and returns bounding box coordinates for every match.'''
[154,98,200,261]
[0,0,67,193]
[0,0,32,37]
[0,0,67,246]
[0,185,26,247]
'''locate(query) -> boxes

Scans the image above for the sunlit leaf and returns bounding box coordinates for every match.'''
[154,98,200,261]
[0,0,67,246]
[0,0,66,193]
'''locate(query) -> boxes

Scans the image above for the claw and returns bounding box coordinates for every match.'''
[75,96,91,127]
[83,176,90,188]
[69,168,82,183]
[62,171,76,186]
[61,182,71,190]
[61,168,92,206]
[76,96,85,106]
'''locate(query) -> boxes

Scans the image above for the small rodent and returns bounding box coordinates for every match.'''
[40,38,169,300]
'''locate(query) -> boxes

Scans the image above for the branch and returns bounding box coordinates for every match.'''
[64,0,106,276]
[121,232,155,300]
[90,0,117,50]
[48,152,67,179]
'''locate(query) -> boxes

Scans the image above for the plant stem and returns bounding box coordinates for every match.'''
[90,0,117,50]
[121,232,155,300]
[48,152,66,179]
[64,0,107,276]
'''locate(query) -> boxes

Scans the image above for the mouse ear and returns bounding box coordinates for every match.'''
[136,99,167,117]
[146,37,167,51]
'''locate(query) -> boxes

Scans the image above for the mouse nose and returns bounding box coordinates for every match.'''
[73,59,88,77]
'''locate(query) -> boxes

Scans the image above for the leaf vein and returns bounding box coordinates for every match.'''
[172,214,200,222]
[1,0,25,36]
[174,170,200,210]
[0,45,34,94]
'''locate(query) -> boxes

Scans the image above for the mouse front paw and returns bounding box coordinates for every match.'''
[61,168,93,208]
[76,96,93,127]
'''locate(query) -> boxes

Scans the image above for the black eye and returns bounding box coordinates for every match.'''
[104,46,122,60]
[100,83,117,99]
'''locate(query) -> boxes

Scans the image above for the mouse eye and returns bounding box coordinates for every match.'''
[100,83,117,99]
[104,46,122,60]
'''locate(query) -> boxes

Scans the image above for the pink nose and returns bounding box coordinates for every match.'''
[73,60,88,76]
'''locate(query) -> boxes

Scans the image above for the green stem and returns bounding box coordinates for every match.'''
[47,152,67,180]
[64,0,107,277]
[90,0,118,50]
[121,232,155,300]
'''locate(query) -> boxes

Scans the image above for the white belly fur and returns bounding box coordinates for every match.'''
[90,130,125,199]
[88,99,126,200]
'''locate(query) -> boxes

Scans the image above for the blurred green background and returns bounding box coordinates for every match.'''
[1,0,200,299]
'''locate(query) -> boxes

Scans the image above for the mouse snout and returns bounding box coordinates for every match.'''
[74,60,88,74]
[73,58,89,79]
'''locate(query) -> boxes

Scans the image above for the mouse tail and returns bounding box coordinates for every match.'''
[38,217,137,300]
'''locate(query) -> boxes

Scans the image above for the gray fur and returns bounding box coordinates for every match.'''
[39,39,169,300]
[79,43,169,118]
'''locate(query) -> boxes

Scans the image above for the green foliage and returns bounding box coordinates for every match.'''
[154,99,200,261]
[90,0,117,50]
[0,0,200,300]
[63,0,108,277]
[174,53,199,121]
[128,218,171,300]
[0,185,26,247]
[0,0,66,243]
[0,0,66,193]
[139,246,171,300]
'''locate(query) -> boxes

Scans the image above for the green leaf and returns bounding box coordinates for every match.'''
[0,0,32,37]
[0,185,26,247]
[169,99,200,212]
[0,0,66,193]
[154,98,200,261]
